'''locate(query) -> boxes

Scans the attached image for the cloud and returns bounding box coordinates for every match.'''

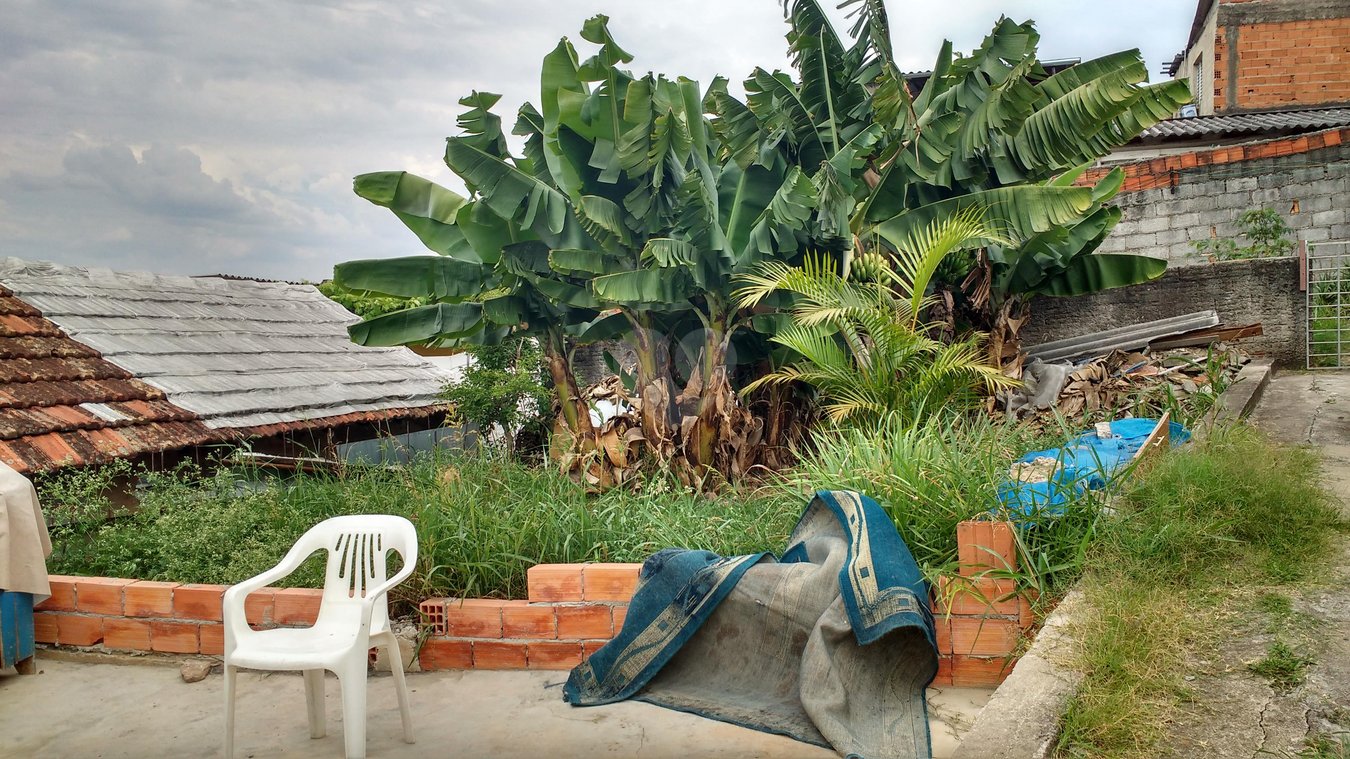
[59,143,259,221]
[0,0,1195,281]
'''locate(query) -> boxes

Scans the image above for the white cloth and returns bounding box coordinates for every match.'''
[0,462,52,602]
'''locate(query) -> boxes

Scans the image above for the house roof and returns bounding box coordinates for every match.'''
[0,285,219,473]
[1186,0,1217,53]
[1133,106,1350,144]
[0,259,450,473]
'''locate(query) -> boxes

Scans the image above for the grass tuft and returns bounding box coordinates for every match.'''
[788,413,1101,595]
[1248,641,1313,693]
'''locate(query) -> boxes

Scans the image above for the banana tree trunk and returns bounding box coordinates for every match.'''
[684,299,759,479]
[686,314,729,474]
[543,326,593,439]
[628,312,676,462]
[989,297,1032,379]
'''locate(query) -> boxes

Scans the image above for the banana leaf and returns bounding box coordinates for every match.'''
[347,302,483,346]
[352,172,480,262]
[332,256,490,301]
[873,185,1094,251]
[1036,253,1166,297]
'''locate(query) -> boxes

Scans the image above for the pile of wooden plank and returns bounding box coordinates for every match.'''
[996,345,1251,430]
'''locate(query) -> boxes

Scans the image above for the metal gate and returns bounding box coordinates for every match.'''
[1307,240,1350,369]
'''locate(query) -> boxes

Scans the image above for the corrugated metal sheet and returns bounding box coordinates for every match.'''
[1026,311,1221,363]
[1136,107,1350,142]
[0,258,450,432]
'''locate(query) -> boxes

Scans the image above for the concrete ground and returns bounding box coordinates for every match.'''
[0,656,989,758]
[1159,370,1350,758]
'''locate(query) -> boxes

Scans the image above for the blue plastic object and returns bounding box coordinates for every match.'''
[0,590,36,671]
[998,419,1190,517]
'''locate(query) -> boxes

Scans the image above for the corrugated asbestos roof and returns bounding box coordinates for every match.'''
[1136,107,1350,143]
[0,258,449,472]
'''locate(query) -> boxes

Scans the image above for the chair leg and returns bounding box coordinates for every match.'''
[224,664,237,758]
[303,669,327,738]
[381,634,416,744]
[337,660,369,759]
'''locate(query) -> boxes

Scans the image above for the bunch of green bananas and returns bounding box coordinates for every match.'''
[850,250,891,282]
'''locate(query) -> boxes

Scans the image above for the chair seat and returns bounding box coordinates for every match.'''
[228,626,356,669]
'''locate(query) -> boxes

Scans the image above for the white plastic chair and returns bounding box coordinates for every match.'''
[222,515,418,759]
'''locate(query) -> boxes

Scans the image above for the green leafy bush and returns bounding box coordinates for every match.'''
[442,338,551,457]
[1192,208,1295,261]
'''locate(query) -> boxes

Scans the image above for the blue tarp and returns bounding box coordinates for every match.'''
[997,418,1190,515]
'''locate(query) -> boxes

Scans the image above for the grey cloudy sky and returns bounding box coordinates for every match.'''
[0,1,1196,282]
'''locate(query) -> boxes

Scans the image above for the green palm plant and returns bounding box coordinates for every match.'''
[735,211,1019,425]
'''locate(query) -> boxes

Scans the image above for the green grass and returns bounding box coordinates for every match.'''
[789,414,1105,597]
[1300,734,1350,759]
[1249,641,1313,693]
[1308,269,1348,368]
[41,454,801,610]
[1055,425,1345,758]
[44,412,1109,614]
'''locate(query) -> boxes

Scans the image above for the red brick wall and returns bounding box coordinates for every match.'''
[1079,126,1348,193]
[33,577,322,655]
[1206,1,1350,112]
[1232,18,1350,110]
[35,521,1036,688]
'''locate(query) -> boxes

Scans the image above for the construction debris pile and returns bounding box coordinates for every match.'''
[998,311,1259,430]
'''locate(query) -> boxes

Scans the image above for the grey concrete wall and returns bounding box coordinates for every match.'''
[1096,144,1350,264]
[572,340,636,386]
[1022,257,1305,365]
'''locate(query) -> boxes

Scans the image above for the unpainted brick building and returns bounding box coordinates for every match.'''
[1175,0,1350,115]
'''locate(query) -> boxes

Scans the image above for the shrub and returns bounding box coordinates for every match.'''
[442,338,551,458]
[1192,208,1295,261]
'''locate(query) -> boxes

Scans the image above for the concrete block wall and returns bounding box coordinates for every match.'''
[33,522,1036,688]
[1086,130,1350,265]
[1022,257,1304,365]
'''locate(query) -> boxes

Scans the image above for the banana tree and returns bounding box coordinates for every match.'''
[333,108,603,439]
[714,2,1192,365]
[335,16,816,482]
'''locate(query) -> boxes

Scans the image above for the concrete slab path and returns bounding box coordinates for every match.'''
[1158,370,1350,758]
[0,657,988,758]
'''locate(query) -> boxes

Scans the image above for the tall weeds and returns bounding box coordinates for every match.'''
[42,455,801,610]
[786,414,1102,595]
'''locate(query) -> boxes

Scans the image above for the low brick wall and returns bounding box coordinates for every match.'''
[33,577,322,655]
[413,521,1033,687]
[414,563,638,672]
[34,521,1033,688]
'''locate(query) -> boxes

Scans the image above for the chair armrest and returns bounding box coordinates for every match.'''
[222,542,317,639]
[353,551,418,635]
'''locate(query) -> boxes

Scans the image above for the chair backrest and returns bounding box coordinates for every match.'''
[293,515,418,622]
